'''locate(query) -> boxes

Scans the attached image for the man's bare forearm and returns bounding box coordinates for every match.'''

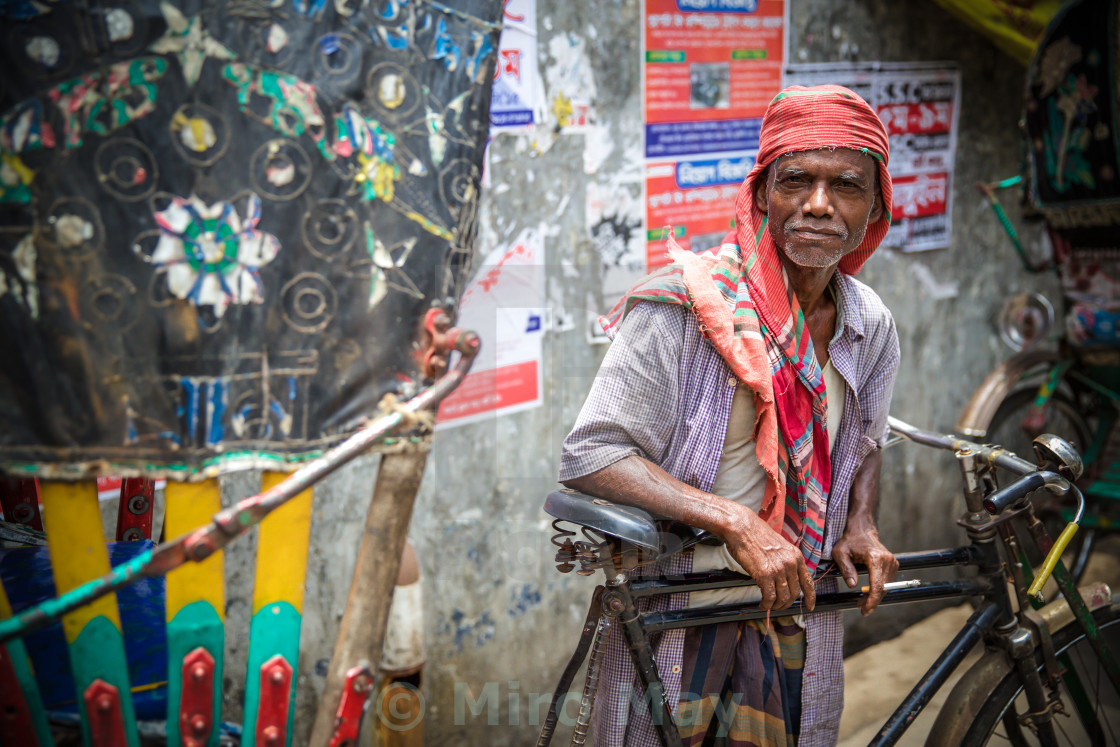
[563,455,746,537]
[846,448,883,532]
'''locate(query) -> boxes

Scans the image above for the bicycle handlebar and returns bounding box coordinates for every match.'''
[981,471,1052,514]
[888,416,1085,600]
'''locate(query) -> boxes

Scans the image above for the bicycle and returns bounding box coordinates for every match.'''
[536,417,1120,746]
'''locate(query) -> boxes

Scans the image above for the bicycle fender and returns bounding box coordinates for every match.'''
[955,349,1063,438]
[923,584,1113,747]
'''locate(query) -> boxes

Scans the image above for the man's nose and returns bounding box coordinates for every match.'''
[802,182,833,217]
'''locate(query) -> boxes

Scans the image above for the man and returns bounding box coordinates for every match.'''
[559,85,901,747]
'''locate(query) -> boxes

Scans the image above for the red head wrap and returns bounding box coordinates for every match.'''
[736,84,893,275]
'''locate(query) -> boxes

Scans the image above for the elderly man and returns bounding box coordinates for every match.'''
[559,85,901,746]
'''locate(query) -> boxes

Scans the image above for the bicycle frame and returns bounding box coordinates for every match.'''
[538,418,1120,747]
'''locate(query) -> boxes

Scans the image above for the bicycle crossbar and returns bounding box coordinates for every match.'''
[640,578,993,633]
[628,546,983,598]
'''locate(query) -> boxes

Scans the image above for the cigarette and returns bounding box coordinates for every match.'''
[859,579,920,593]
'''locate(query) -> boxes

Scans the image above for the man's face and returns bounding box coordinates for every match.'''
[753,148,884,271]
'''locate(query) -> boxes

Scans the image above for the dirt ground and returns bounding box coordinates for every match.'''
[837,538,1120,746]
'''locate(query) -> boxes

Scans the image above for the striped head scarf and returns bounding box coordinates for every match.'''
[601,85,892,572]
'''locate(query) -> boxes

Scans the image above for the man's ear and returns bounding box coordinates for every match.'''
[868,188,885,224]
[753,172,769,214]
[868,165,885,224]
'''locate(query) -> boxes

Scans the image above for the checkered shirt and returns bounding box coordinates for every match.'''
[559,271,900,747]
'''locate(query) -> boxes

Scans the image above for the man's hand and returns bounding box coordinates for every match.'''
[725,510,816,613]
[831,524,898,615]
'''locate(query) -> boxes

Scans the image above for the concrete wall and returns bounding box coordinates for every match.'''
[212,1,1063,743]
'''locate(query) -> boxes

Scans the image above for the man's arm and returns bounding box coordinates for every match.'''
[565,457,816,613]
[829,441,898,616]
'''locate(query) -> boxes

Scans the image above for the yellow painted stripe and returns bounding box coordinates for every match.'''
[0,579,12,618]
[252,472,313,616]
[39,481,121,643]
[164,479,225,621]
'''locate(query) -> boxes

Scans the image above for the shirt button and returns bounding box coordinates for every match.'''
[727,377,736,387]
[671,665,681,674]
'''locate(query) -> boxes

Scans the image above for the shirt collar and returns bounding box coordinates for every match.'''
[830,273,865,341]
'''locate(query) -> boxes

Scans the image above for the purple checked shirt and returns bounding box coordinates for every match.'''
[559,271,900,747]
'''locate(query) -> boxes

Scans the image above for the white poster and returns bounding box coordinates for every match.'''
[784,62,961,252]
[489,0,544,131]
[436,229,547,427]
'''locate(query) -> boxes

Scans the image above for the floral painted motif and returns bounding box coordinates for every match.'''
[0,100,56,154]
[1046,71,1099,191]
[334,105,400,201]
[49,57,168,149]
[152,193,280,317]
[223,63,331,158]
[149,1,235,87]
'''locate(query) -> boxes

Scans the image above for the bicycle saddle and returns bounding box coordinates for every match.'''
[544,488,716,561]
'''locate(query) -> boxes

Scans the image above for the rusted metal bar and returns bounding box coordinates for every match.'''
[309,449,431,745]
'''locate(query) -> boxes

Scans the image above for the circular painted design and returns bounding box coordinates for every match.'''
[250,139,312,201]
[366,63,420,119]
[45,197,104,258]
[83,274,138,330]
[170,103,230,166]
[280,272,337,333]
[302,199,358,261]
[95,138,159,201]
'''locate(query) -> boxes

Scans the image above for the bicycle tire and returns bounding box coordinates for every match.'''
[925,602,1120,746]
[986,385,1096,581]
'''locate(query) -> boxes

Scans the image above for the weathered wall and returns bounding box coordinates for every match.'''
[212,1,1062,744]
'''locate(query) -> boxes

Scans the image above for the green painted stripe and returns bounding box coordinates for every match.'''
[242,602,302,747]
[166,601,224,747]
[70,615,140,747]
[4,636,54,745]
[754,216,768,247]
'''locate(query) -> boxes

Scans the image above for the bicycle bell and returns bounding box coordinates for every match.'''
[1032,433,1084,482]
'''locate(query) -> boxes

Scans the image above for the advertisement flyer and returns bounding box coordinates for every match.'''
[784,62,962,252]
[645,154,752,267]
[437,229,546,427]
[640,0,786,272]
[490,0,543,131]
[643,0,785,158]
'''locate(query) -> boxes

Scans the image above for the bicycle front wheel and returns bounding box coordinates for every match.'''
[926,602,1120,746]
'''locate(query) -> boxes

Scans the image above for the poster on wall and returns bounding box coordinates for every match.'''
[437,229,546,427]
[784,62,962,252]
[641,0,787,272]
[645,155,753,267]
[490,0,544,131]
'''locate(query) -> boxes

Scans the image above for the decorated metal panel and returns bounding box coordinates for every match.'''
[0,0,503,479]
[1025,0,1120,233]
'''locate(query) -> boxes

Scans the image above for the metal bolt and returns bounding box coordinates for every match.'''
[270,668,286,686]
[262,725,281,744]
[191,664,208,681]
[96,694,114,713]
[604,595,625,614]
[190,715,208,734]
[353,674,373,693]
[121,527,143,541]
[12,503,33,523]
[127,494,149,514]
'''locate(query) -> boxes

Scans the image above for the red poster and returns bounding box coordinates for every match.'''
[645,155,752,268]
[643,0,784,158]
